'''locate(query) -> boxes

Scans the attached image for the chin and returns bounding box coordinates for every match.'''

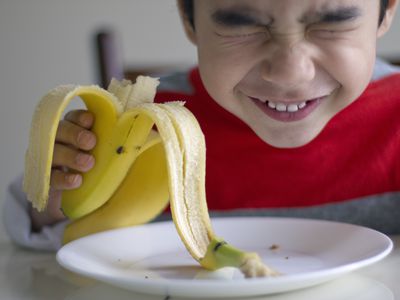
[264,136,315,149]
[255,123,326,149]
[268,136,316,149]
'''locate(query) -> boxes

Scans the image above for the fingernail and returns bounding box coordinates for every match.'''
[79,113,94,127]
[66,174,81,186]
[77,131,95,148]
[76,153,94,168]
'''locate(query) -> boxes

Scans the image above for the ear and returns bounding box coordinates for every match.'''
[377,0,399,37]
[177,0,197,45]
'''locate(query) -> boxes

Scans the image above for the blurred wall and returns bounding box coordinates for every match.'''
[0,0,399,242]
[0,0,196,242]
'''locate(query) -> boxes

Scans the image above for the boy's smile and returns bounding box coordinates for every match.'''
[181,0,396,148]
[250,96,327,122]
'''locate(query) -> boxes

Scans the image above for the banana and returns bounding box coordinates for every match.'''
[24,76,277,278]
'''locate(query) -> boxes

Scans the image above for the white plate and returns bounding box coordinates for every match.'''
[57,217,393,298]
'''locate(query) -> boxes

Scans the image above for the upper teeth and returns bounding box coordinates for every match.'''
[268,101,307,112]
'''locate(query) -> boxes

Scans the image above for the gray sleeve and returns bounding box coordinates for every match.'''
[372,57,400,81]
[2,175,66,251]
[158,70,194,94]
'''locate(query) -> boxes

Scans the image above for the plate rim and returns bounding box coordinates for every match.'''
[56,216,393,298]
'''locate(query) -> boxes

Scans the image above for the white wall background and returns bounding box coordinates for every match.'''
[0,0,399,242]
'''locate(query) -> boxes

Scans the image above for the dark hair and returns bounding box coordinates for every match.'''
[380,0,389,25]
[182,0,389,28]
[182,0,194,28]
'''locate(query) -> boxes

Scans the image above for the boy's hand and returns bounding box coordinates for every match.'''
[51,109,96,189]
[30,110,96,231]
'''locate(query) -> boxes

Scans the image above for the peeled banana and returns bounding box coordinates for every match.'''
[23,76,277,278]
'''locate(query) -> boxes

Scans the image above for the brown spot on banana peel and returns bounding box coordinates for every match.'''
[116,145,141,154]
[116,146,124,154]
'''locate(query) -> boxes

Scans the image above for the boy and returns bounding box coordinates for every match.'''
[4,0,400,250]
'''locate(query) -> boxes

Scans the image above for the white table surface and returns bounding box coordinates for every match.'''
[1,236,399,300]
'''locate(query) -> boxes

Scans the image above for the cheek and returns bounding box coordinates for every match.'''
[197,54,229,106]
[196,39,253,106]
[321,38,376,103]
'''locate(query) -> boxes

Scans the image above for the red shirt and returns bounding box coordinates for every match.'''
[156,68,400,211]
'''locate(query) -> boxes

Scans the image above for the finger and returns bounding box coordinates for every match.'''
[64,110,95,129]
[50,169,82,190]
[52,143,95,172]
[55,120,97,151]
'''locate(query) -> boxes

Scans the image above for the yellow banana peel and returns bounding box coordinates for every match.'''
[23,76,277,277]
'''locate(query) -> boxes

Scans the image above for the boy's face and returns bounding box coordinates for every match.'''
[182,0,397,148]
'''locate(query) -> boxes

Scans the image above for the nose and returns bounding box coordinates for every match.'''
[260,42,315,88]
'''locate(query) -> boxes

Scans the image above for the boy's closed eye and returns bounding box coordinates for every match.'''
[211,5,363,39]
[211,9,271,41]
[304,6,363,39]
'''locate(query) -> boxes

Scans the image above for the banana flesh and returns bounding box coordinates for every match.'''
[24,76,277,278]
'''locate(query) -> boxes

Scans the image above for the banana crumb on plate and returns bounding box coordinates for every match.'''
[269,244,280,251]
